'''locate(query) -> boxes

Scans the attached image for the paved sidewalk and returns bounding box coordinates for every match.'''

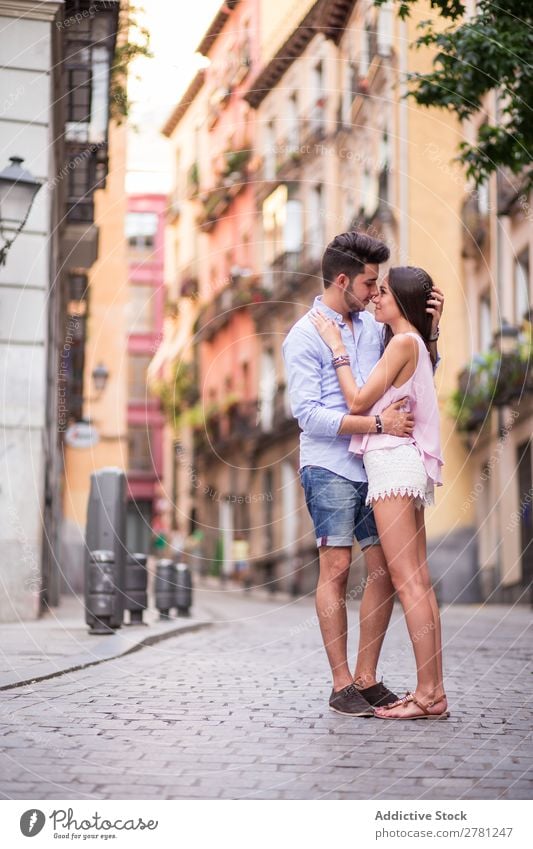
[0,589,531,800]
[0,594,212,690]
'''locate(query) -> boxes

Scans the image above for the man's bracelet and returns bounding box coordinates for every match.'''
[429,326,440,342]
[375,414,383,434]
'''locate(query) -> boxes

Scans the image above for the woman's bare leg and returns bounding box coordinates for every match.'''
[414,507,445,704]
[370,495,444,716]
[353,544,395,687]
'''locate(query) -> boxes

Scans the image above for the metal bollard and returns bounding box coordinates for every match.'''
[154,558,175,619]
[175,562,193,617]
[124,553,148,625]
[85,550,121,635]
[85,468,127,627]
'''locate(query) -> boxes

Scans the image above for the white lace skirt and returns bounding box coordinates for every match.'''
[363,444,434,510]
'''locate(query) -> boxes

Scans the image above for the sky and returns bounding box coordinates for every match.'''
[126,0,221,194]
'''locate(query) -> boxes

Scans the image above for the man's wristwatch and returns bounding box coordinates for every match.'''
[375,415,383,434]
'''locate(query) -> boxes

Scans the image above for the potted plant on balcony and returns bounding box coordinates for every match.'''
[151,360,198,431]
[450,337,532,432]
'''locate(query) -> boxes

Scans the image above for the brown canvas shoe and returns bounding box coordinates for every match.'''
[355,680,399,708]
[329,684,374,717]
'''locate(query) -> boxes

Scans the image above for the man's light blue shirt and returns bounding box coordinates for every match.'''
[282,295,385,483]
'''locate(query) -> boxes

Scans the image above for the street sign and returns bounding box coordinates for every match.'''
[64,421,99,448]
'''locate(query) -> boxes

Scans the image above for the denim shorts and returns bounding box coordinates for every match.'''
[299,465,379,550]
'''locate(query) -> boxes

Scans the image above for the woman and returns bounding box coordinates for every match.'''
[310,266,447,720]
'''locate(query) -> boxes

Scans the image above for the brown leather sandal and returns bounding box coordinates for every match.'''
[377,692,450,720]
[379,691,411,710]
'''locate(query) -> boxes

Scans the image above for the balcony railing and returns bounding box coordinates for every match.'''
[451,346,533,432]
[275,135,302,176]
[63,1,119,225]
[300,102,326,146]
[197,161,250,231]
[461,195,490,259]
[202,399,260,453]
[196,275,271,340]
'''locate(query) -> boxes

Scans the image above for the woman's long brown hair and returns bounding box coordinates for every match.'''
[383,266,437,366]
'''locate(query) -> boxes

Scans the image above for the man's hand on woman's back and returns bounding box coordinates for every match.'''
[381,399,414,437]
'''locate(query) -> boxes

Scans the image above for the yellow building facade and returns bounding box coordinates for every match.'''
[61,122,129,591]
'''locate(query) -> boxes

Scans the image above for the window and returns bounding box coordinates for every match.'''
[66,151,97,221]
[242,361,250,398]
[128,354,152,402]
[287,93,299,149]
[128,285,156,333]
[514,249,530,325]
[479,292,492,351]
[309,184,324,259]
[361,168,378,218]
[284,198,303,254]
[66,68,91,126]
[311,61,324,129]
[125,212,158,250]
[281,461,297,556]
[264,120,276,180]
[263,468,274,551]
[377,2,393,56]
[259,349,276,432]
[477,180,490,215]
[359,26,370,77]
[128,426,154,473]
[341,59,353,125]
[263,184,288,273]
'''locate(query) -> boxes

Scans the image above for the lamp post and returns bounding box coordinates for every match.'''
[0,156,42,266]
[493,318,519,356]
[91,362,110,396]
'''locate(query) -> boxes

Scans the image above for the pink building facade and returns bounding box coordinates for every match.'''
[125,194,167,553]
[193,0,264,573]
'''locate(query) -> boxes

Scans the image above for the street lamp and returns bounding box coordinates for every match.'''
[91,362,110,395]
[0,156,42,266]
[493,318,520,356]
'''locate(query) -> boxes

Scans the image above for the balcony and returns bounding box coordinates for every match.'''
[187,162,200,200]
[300,101,326,147]
[262,242,322,298]
[197,148,251,231]
[275,135,302,179]
[201,399,260,455]
[273,382,296,432]
[461,194,490,259]
[496,167,525,215]
[196,275,271,340]
[451,345,532,433]
[62,1,119,267]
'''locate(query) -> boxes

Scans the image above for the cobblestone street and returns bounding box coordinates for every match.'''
[0,590,531,800]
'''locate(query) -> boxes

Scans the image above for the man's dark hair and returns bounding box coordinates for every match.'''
[322,231,390,288]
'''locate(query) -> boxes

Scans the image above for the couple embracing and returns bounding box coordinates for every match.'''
[282,231,448,721]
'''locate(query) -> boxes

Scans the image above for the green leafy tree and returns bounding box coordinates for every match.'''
[110,3,152,123]
[375,0,533,188]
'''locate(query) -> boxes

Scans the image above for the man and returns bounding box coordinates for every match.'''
[282,231,442,716]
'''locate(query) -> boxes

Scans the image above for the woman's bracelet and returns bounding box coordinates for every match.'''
[429,326,440,342]
[332,353,350,369]
[375,414,383,434]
